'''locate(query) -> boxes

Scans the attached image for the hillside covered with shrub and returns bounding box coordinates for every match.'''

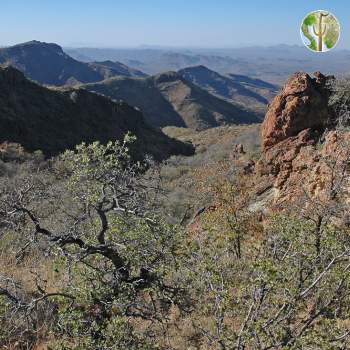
[2,71,350,349]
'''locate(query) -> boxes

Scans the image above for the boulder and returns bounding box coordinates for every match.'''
[261,72,331,151]
[251,71,350,215]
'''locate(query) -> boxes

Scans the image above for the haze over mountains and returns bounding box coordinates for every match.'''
[1,40,349,154]
[0,41,268,131]
[67,45,350,85]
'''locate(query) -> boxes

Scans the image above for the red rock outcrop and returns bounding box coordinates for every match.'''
[257,128,318,187]
[254,71,350,213]
[261,72,331,151]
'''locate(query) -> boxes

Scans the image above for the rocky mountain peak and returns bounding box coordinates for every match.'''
[261,71,333,151]
[7,40,66,56]
[249,71,350,212]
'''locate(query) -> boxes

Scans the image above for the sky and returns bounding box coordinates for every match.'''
[1,0,350,48]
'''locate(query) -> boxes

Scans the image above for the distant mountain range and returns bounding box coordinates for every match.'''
[0,41,146,86]
[0,65,193,159]
[83,71,261,130]
[66,45,350,85]
[0,41,273,132]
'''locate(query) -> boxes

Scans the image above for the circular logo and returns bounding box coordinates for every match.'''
[300,10,340,52]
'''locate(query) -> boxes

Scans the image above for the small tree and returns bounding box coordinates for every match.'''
[0,135,188,349]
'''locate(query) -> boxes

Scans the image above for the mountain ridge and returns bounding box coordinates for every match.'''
[83,70,261,130]
[0,41,146,86]
[178,65,278,114]
[66,45,350,85]
[0,65,193,159]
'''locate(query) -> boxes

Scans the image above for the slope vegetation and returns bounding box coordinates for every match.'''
[84,71,260,130]
[0,66,193,159]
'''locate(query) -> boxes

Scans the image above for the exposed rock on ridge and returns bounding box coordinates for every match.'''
[261,72,332,151]
[253,72,349,211]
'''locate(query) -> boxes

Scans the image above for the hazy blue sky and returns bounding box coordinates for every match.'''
[1,0,350,48]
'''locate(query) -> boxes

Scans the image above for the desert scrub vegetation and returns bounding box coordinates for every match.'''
[328,75,350,129]
[159,125,261,224]
[169,151,350,349]
[2,127,350,348]
[0,135,189,349]
[179,214,350,349]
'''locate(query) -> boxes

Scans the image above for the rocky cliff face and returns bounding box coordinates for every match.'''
[253,72,349,213]
[261,72,331,151]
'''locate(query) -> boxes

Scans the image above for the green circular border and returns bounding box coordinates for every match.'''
[300,10,341,53]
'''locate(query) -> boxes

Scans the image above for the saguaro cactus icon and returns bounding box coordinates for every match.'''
[301,11,340,52]
[313,12,329,51]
